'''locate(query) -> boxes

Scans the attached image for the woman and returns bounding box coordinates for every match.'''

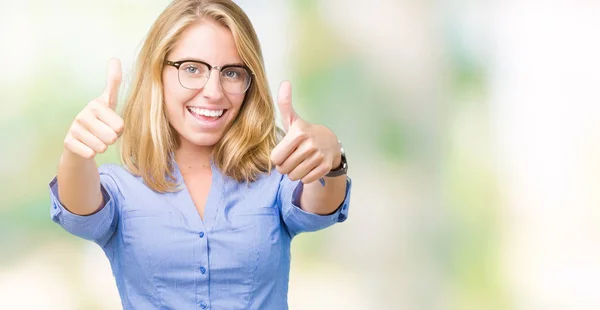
[49,0,351,309]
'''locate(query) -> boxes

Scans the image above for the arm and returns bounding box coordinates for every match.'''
[275,142,351,238]
[58,58,123,215]
[271,81,349,215]
[57,151,103,215]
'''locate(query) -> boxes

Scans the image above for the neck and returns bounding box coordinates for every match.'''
[174,140,213,174]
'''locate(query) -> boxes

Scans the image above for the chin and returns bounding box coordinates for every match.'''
[183,132,224,148]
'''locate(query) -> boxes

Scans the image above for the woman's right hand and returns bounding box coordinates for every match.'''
[63,59,124,159]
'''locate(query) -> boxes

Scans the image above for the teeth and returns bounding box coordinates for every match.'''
[188,107,224,117]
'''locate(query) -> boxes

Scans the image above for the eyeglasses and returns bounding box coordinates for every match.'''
[164,59,253,94]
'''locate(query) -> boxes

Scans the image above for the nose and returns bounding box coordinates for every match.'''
[201,69,224,101]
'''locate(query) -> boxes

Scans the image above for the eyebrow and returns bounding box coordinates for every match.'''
[179,57,245,67]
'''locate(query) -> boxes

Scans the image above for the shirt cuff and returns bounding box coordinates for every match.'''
[282,176,351,237]
[49,175,117,246]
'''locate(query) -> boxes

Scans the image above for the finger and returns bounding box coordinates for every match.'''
[101,58,123,110]
[270,130,307,166]
[64,135,95,159]
[277,80,296,132]
[91,101,125,135]
[77,114,119,146]
[287,151,323,182]
[276,141,318,175]
[301,163,331,184]
[70,122,108,154]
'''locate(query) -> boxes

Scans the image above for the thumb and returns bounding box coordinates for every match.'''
[277,80,297,132]
[101,58,122,110]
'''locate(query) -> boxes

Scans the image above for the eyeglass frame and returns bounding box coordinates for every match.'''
[164,59,254,94]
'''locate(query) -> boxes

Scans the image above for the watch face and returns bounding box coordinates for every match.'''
[338,142,347,173]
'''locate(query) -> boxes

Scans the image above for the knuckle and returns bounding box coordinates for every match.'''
[74,113,85,124]
[87,100,104,115]
[270,153,281,165]
[97,144,108,153]
[288,173,299,181]
[75,111,91,125]
[306,143,318,154]
[295,131,308,142]
[82,150,95,159]
[68,124,80,138]
[71,125,88,141]
[114,118,125,133]
[108,133,119,144]
[315,151,325,161]
[63,137,74,149]
[88,101,100,113]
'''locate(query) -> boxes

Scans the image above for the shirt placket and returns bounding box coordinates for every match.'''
[196,228,210,309]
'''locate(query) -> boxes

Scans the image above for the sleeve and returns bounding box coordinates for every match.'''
[278,175,351,238]
[48,165,120,247]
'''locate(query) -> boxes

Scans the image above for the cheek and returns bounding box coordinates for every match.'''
[163,82,194,115]
[226,94,245,113]
[162,71,177,97]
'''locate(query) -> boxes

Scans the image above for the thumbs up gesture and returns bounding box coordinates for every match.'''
[270,81,342,184]
[63,59,125,159]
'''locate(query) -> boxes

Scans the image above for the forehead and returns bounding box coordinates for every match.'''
[169,19,242,65]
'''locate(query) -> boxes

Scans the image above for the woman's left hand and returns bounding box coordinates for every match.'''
[270,81,342,184]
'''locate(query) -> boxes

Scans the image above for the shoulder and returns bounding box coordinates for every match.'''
[98,163,137,181]
[97,163,151,196]
[222,168,285,198]
[251,168,286,188]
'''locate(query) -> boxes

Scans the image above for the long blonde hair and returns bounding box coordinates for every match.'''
[120,0,280,192]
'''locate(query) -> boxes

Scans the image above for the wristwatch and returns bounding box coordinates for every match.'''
[325,140,348,177]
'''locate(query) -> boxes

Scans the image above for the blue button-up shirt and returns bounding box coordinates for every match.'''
[49,161,351,310]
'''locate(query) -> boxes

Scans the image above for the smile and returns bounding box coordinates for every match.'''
[187,107,225,118]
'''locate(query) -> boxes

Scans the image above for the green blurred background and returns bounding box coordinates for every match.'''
[2,0,600,309]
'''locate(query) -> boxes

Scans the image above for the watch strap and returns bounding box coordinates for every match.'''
[325,141,347,177]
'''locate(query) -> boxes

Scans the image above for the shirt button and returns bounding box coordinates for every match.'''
[199,231,205,238]
[200,266,206,274]
[199,301,208,309]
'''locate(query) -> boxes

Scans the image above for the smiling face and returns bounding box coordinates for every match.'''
[162,19,247,151]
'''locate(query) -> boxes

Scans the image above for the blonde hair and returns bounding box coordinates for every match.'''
[120,0,280,192]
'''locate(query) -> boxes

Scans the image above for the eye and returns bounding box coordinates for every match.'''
[184,65,199,74]
[223,69,240,79]
[180,62,208,76]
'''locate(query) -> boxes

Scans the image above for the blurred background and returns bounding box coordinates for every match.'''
[1,0,600,309]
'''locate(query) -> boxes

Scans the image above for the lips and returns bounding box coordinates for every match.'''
[187,106,225,118]
[185,106,230,130]
[186,107,228,121]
